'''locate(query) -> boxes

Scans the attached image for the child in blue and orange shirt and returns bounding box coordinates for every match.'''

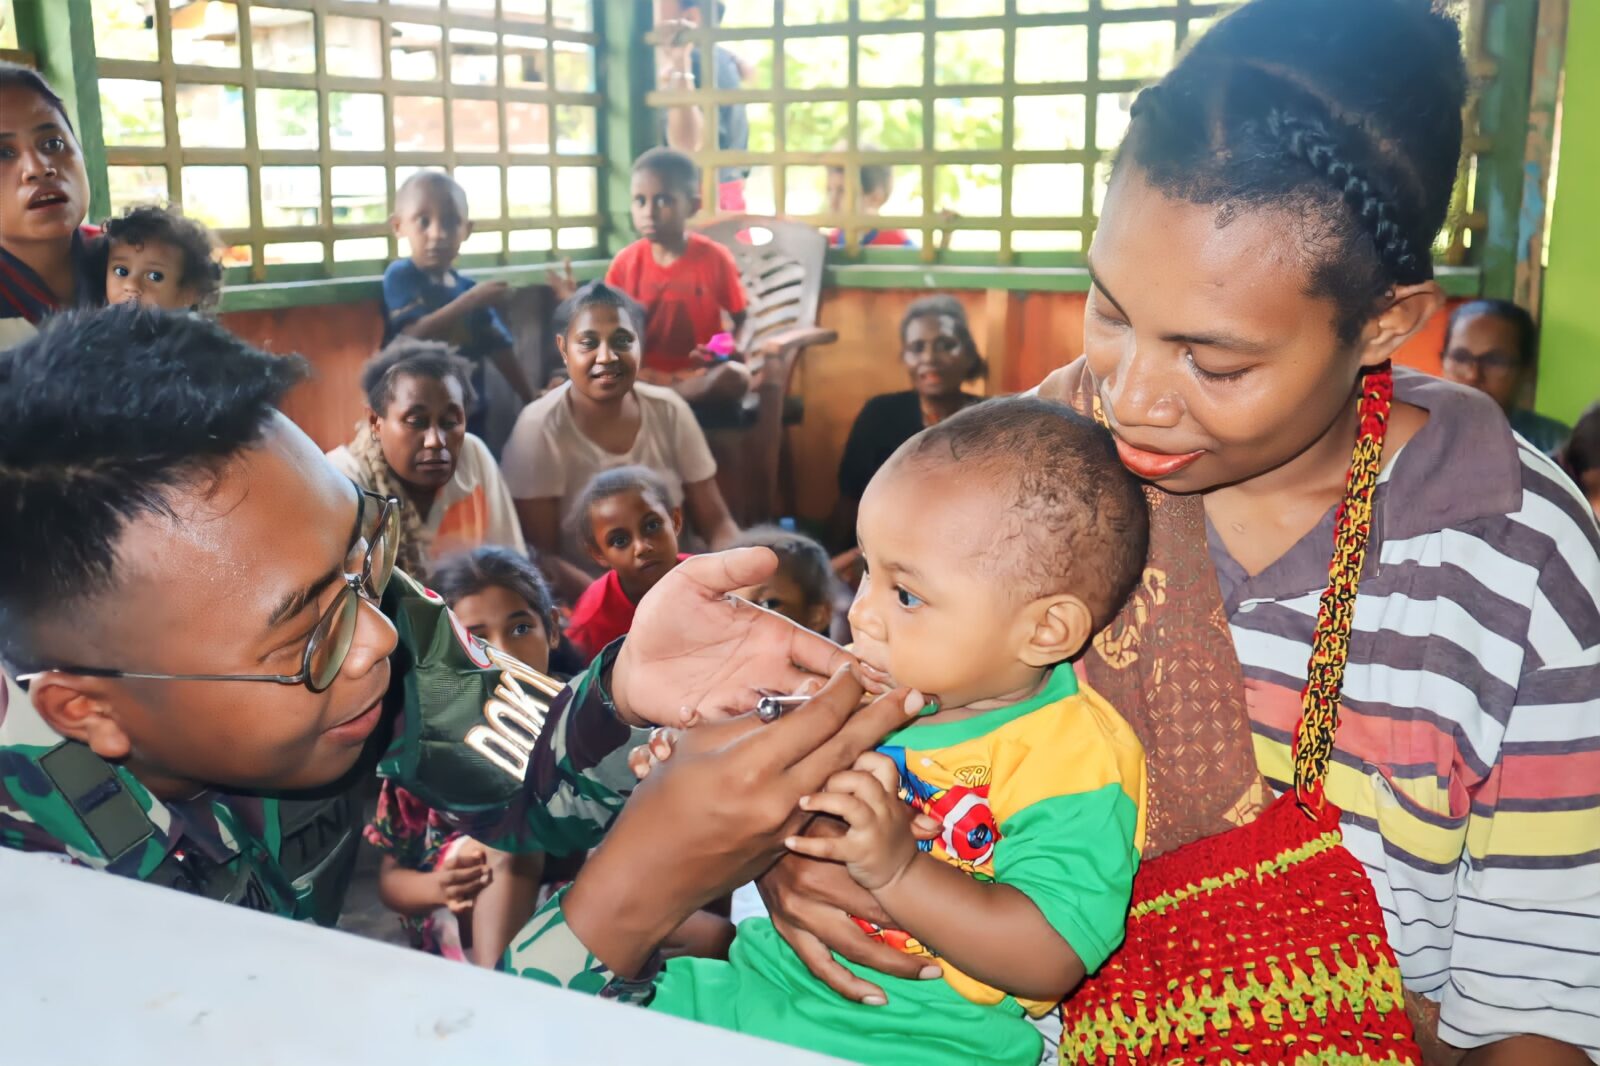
[606,148,751,409]
[564,465,692,660]
[382,170,537,436]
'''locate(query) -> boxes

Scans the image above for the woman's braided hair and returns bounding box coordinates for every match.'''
[350,423,433,580]
[1119,0,1464,342]
[1264,111,1427,286]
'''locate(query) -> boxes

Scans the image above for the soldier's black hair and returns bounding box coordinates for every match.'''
[0,307,308,669]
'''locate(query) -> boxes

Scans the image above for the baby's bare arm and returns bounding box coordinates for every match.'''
[872,853,1084,1003]
[786,752,1085,1003]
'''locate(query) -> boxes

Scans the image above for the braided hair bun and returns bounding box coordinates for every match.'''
[1119,0,1465,340]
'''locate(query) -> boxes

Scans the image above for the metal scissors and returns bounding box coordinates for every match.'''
[754,695,810,723]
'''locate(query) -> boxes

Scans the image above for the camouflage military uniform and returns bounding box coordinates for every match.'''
[0,571,653,1001]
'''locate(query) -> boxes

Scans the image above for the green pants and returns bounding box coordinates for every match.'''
[650,919,1044,1066]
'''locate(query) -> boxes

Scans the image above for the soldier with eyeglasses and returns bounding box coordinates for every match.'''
[0,306,917,1001]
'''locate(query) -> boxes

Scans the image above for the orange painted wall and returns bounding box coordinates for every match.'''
[221,301,387,452]
[230,290,1460,526]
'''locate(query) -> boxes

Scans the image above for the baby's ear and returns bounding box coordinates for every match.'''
[1016,594,1093,668]
[669,507,685,537]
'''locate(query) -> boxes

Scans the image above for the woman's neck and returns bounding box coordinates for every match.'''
[1,234,76,307]
[919,391,969,426]
[1204,383,1423,578]
[566,385,641,450]
[1224,390,1365,505]
[398,481,438,521]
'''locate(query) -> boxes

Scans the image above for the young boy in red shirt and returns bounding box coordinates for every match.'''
[606,148,751,408]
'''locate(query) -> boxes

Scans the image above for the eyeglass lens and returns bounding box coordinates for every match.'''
[306,496,400,692]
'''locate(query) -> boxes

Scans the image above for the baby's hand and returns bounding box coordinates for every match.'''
[786,752,918,892]
[627,727,681,781]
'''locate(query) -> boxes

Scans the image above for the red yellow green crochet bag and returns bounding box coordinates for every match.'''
[1060,366,1421,1065]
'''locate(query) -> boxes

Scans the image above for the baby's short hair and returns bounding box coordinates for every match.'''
[103,204,224,309]
[633,147,700,198]
[733,526,836,609]
[903,395,1148,630]
[570,465,676,549]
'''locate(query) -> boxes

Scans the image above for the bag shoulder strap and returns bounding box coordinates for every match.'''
[1292,366,1394,806]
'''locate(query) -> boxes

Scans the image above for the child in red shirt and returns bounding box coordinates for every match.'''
[565,465,692,659]
[606,148,751,408]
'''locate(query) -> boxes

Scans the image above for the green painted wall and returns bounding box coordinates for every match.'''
[1538,1,1600,425]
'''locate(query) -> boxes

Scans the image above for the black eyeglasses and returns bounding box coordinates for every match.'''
[19,490,400,695]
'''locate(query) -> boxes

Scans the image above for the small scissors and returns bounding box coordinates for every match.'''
[754,695,810,723]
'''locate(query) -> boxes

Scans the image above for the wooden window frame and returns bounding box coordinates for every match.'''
[20,0,605,284]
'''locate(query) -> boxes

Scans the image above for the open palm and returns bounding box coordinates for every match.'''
[611,549,860,726]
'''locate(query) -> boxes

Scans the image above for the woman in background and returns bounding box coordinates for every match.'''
[328,338,525,581]
[829,296,986,557]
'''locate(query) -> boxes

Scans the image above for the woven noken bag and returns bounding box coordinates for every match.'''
[1059,366,1421,1065]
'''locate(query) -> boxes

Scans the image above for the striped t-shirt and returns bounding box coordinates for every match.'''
[1215,370,1600,1058]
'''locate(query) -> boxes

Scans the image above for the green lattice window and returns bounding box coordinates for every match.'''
[85,0,603,282]
[646,0,1511,273]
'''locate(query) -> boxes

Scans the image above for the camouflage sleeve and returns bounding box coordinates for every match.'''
[501,886,660,1005]
[376,571,649,857]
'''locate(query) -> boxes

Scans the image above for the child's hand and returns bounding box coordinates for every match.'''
[628,727,681,781]
[436,838,493,914]
[546,258,577,301]
[786,752,918,892]
[458,280,511,313]
[831,547,864,587]
[653,18,695,76]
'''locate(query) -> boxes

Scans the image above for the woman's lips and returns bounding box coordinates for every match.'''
[1114,437,1205,480]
